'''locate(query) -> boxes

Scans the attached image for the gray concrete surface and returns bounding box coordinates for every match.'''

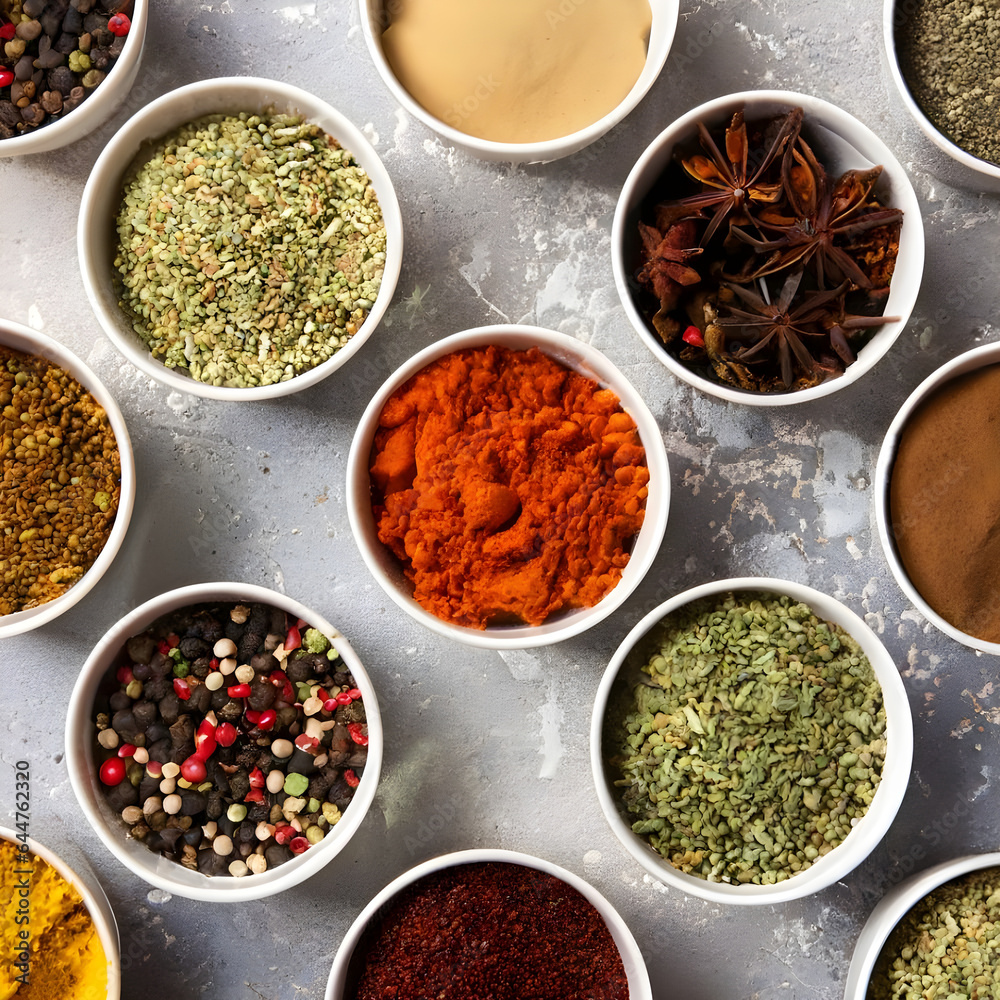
[2,1,999,997]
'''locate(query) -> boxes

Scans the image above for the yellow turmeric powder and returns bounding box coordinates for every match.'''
[1,839,108,1000]
[370,345,649,629]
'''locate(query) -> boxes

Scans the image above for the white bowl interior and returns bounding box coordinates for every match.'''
[844,852,1000,999]
[0,320,135,639]
[883,0,1000,182]
[0,0,148,157]
[78,76,403,401]
[346,325,670,650]
[65,582,383,902]
[325,848,651,1000]
[359,0,679,163]
[0,827,121,999]
[591,576,914,905]
[874,341,1000,655]
[612,89,925,406]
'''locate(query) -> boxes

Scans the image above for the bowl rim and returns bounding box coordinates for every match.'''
[843,851,1000,999]
[611,88,925,406]
[0,826,122,999]
[0,319,136,639]
[65,581,384,902]
[77,75,403,402]
[324,847,652,1000]
[0,0,148,158]
[882,0,1000,180]
[590,576,914,905]
[345,324,671,650]
[874,340,1000,655]
[357,0,679,163]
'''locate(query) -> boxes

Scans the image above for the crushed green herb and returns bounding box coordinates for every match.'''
[612,591,886,885]
[114,112,386,388]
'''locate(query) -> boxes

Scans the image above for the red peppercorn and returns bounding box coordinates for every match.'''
[294,733,319,751]
[335,692,352,706]
[157,639,171,656]
[194,719,217,760]
[288,836,309,855]
[215,722,237,747]
[347,688,362,701]
[248,767,265,789]
[344,769,360,788]
[117,743,137,758]
[322,698,338,713]
[0,22,15,41]
[347,723,368,747]
[166,633,180,648]
[145,761,163,778]
[273,824,295,845]
[173,677,191,700]
[0,68,12,89]
[227,683,251,698]
[99,758,126,786]
[257,709,277,730]
[116,665,134,684]
[681,325,706,348]
[180,756,207,783]
[244,709,261,725]
[107,11,130,35]
[209,657,220,671]
[284,624,301,651]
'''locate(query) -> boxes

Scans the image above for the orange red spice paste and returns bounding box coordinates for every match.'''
[369,345,649,629]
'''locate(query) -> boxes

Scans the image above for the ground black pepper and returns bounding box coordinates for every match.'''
[350,861,630,1000]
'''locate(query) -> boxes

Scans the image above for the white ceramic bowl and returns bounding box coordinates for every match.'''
[359,0,678,163]
[325,848,651,1000]
[844,852,1000,999]
[78,76,403,401]
[0,0,147,157]
[884,0,1000,183]
[875,341,1000,655]
[65,582,383,902]
[0,827,121,998]
[591,577,914,905]
[346,325,671,650]
[612,90,925,406]
[0,318,135,639]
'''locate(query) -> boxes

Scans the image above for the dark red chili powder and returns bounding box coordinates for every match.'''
[349,861,630,1000]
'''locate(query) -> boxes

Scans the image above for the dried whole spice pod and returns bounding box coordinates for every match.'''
[612,91,923,406]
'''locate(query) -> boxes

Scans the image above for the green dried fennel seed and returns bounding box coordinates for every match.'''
[113,113,387,388]
[612,592,886,886]
[868,867,1000,1000]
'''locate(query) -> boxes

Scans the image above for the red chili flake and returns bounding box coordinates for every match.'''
[344,769,360,788]
[215,722,237,747]
[352,863,629,1000]
[248,767,265,789]
[294,733,319,752]
[117,743,137,758]
[288,836,309,855]
[227,683,251,698]
[116,665,134,684]
[347,723,368,747]
[173,677,191,701]
[99,759,126,786]
[245,709,262,725]
[0,22,16,41]
[257,709,277,731]
[269,669,294,702]
[284,624,301,651]
[273,824,295,845]
[244,787,264,805]
[681,324,706,348]
[209,657,220,671]
[180,756,207,783]
[347,688,362,701]
[107,11,130,35]
[166,633,180,648]
[157,639,171,656]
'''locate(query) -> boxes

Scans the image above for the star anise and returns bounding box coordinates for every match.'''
[823,298,900,365]
[635,218,703,343]
[729,136,904,289]
[716,270,848,388]
[665,107,804,245]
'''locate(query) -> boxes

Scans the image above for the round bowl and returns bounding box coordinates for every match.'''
[346,324,671,650]
[591,577,914,905]
[78,76,403,401]
[359,0,678,164]
[0,827,121,998]
[65,581,383,902]
[0,318,135,639]
[844,852,1000,999]
[325,848,651,1000]
[0,0,147,157]
[884,0,1000,182]
[875,341,1000,655]
[612,89,925,406]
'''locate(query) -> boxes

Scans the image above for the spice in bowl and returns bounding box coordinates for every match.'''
[91,600,370,878]
[1,344,121,617]
[368,344,649,629]
[348,861,628,999]
[0,0,133,141]
[895,0,1000,166]
[888,363,1000,644]
[114,112,387,389]
[379,0,652,144]
[610,592,886,886]
[867,866,1000,999]
[631,106,903,393]
[0,838,108,998]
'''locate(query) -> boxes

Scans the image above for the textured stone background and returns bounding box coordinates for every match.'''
[2,0,1000,996]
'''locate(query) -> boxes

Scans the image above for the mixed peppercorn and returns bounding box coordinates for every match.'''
[93,600,369,877]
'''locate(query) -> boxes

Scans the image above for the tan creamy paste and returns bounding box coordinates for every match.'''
[381,0,653,144]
